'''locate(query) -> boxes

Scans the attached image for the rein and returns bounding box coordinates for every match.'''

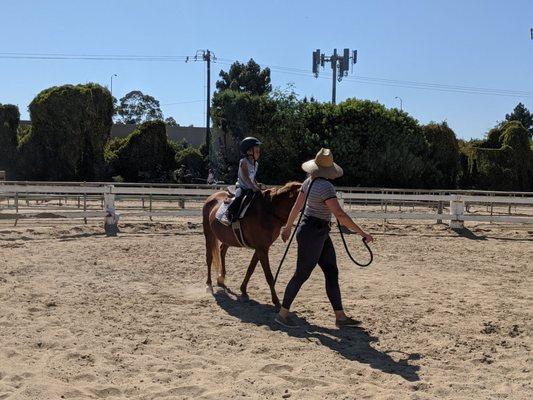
[273,178,373,286]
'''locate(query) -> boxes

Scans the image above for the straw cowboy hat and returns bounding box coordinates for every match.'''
[302,148,344,180]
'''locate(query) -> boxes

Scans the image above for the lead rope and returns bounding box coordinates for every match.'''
[273,178,373,287]
[337,222,373,267]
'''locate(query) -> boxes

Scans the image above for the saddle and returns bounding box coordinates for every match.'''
[216,191,257,248]
[232,193,256,248]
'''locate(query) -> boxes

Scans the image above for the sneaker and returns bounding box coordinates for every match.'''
[275,314,299,328]
[335,317,361,328]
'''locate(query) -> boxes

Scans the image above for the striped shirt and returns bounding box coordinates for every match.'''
[300,177,337,221]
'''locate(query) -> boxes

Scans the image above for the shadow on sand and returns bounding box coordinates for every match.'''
[214,289,421,382]
[451,227,487,240]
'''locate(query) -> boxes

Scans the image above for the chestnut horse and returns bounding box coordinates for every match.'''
[202,182,301,306]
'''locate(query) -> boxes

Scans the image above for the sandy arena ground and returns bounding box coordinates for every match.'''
[0,218,531,399]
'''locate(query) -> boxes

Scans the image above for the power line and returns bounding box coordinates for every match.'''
[161,99,204,106]
[217,59,533,98]
[0,52,189,61]
[5,51,533,98]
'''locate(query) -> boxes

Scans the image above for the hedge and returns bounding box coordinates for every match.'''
[107,120,177,182]
[464,121,533,190]
[422,122,460,188]
[17,83,113,181]
[0,104,20,178]
[212,92,435,188]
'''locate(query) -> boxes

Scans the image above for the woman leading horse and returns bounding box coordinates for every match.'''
[275,148,374,328]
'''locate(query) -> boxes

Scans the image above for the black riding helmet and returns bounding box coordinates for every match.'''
[240,136,262,155]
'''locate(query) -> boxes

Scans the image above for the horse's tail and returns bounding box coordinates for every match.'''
[202,199,221,287]
[207,226,222,272]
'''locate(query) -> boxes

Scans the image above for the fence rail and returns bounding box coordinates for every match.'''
[1,181,533,228]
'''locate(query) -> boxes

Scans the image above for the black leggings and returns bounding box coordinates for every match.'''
[281,216,343,311]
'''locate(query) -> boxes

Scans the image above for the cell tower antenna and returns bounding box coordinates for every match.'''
[312,48,358,104]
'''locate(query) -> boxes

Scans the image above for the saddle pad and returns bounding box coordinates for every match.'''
[215,201,231,222]
[226,185,237,196]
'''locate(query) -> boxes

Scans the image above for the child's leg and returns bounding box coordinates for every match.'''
[226,189,244,222]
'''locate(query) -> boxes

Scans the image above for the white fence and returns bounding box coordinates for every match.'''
[1,182,533,228]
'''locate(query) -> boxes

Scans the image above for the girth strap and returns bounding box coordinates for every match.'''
[231,220,251,249]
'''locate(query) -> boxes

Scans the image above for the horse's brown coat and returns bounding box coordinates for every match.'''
[202,182,301,306]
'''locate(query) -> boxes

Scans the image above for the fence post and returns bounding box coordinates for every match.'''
[437,201,443,224]
[149,194,153,221]
[104,186,118,236]
[83,193,87,225]
[337,191,345,209]
[14,192,19,227]
[450,195,464,229]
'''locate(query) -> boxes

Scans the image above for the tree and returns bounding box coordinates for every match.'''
[106,120,177,182]
[461,121,533,191]
[216,59,272,95]
[165,116,179,127]
[18,83,113,181]
[116,90,163,124]
[174,146,205,183]
[505,103,533,139]
[0,104,20,178]
[211,91,435,188]
[422,122,460,188]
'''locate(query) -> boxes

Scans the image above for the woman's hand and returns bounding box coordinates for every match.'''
[281,226,292,242]
[362,233,374,243]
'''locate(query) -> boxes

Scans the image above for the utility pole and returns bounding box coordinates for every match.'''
[205,50,211,154]
[331,49,337,104]
[313,48,357,104]
[186,50,216,158]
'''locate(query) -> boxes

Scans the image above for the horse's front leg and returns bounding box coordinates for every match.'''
[240,251,259,298]
[257,249,280,308]
[217,243,229,288]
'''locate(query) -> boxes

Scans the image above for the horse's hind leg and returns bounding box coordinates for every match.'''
[203,214,219,294]
[217,243,229,288]
[240,251,259,298]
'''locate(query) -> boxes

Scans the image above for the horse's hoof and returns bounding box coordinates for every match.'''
[206,285,214,294]
[240,293,250,302]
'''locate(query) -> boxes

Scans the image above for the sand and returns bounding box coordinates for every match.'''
[0,218,531,399]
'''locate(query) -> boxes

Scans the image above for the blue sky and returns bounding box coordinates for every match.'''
[1,0,532,139]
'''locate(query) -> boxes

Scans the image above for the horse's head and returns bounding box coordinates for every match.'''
[265,181,302,223]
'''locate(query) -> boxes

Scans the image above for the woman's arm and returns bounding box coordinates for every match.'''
[281,191,306,242]
[325,198,373,242]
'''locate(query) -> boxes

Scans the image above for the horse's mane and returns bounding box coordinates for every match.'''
[263,181,302,202]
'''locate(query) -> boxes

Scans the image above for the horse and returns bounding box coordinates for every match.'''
[202,182,301,306]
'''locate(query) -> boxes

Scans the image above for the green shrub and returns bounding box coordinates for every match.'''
[0,104,20,178]
[17,83,113,181]
[212,93,435,188]
[174,146,205,183]
[464,121,533,190]
[422,122,460,188]
[108,120,177,182]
